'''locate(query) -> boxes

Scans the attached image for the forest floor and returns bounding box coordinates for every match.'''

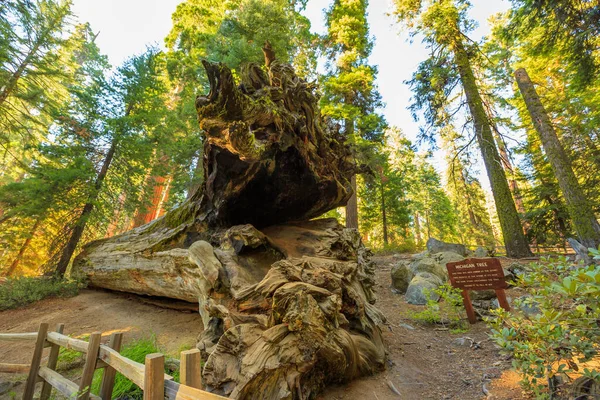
[0,254,526,400]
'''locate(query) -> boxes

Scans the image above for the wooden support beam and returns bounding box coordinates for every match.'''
[37,367,101,400]
[97,344,145,389]
[0,332,38,341]
[495,289,511,311]
[78,332,102,400]
[40,323,65,400]
[99,332,123,400]
[144,353,164,400]
[0,363,30,374]
[46,331,88,353]
[180,349,202,389]
[23,322,48,400]
[164,380,229,400]
[461,290,477,324]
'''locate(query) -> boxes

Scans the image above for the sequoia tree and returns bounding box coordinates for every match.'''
[515,68,600,249]
[321,0,386,230]
[393,0,532,257]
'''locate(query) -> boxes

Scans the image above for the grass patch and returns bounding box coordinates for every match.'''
[56,334,90,371]
[91,336,175,399]
[406,283,469,331]
[0,277,82,310]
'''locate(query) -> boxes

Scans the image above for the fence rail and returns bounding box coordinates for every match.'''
[0,323,227,400]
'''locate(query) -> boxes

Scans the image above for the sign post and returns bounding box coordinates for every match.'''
[446,258,510,324]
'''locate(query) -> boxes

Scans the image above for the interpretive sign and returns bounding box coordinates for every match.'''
[446,258,510,324]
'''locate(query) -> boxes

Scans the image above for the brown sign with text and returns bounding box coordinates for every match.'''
[446,258,510,324]
[446,258,507,291]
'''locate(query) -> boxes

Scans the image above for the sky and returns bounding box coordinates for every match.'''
[71,0,512,185]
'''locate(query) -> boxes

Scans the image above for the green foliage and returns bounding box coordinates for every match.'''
[90,337,166,399]
[321,0,386,161]
[373,242,417,256]
[407,283,467,330]
[506,0,600,86]
[0,277,82,310]
[487,253,600,398]
[166,0,316,85]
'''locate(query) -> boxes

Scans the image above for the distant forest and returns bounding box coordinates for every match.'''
[1,0,599,276]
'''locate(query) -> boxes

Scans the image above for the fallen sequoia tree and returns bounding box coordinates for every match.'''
[73,44,386,399]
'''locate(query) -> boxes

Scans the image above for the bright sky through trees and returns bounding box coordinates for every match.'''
[71,0,510,152]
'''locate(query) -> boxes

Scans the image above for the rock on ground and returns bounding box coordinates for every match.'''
[391,261,413,293]
[426,238,467,257]
[391,249,466,303]
[405,272,444,305]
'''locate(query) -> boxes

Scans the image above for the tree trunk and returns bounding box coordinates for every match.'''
[55,138,118,277]
[346,175,359,229]
[132,172,171,227]
[493,129,527,216]
[343,105,359,229]
[459,168,478,228]
[414,212,421,246]
[380,179,388,247]
[515,68,600,249]
[73,55,380,399]
[0,46,40,107]
[451,37,532,258]
[4,219,40,276]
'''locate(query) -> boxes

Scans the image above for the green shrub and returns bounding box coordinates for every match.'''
[487,251,600,399]
[91,337,170,399]
[0,277,82,310]
[408,283,468,331]
[373,241,418,255]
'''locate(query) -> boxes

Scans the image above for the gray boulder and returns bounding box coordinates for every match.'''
[433,251,465,269]
[409,257,443,277]
[426,238,467,256]
[405,272,444,305]
[391,261,413,293]
[568,238,593,265]
[473,246,488,258]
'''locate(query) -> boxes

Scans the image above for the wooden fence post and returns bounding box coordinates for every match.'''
[99,332,123,399]
[180,349,202,389]
[144,353,164,400]
[40,323,64,400]
[23,322,49,400]
[78,332,102,400]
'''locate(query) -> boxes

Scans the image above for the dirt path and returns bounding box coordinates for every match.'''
[0,256,524,399]
[318,255,524,400]
[0,289,202,366]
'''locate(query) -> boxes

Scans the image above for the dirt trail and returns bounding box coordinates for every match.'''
[317,255,524,400]
[0,256,524,399]
[0,289,202,366]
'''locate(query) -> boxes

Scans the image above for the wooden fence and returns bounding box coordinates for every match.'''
[0,323,226,400]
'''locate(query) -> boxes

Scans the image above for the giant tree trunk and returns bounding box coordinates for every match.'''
[73,47,383,399]
[451,37,532,258]
[515,68,600,249]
